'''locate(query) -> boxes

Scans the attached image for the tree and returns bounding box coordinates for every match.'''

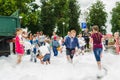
[40,0,56,36]
[111,2,120,33]
[87,0,107,34]
[0,0,17,16]
[0,0,41,33]
[26,2,41,33]
[54,0,69,36]
[68,0,81,34]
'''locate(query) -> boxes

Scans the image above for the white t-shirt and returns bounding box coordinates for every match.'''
[39,43,50,56]
[58,38,63,46]
[39,35,45,42]
[78,37,86,46]
[24,40,31,50]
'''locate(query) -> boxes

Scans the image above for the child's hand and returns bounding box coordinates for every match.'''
[20,41,24,44]
[71,50,75,54]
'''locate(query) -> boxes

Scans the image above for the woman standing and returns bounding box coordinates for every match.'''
[90,26,103,71]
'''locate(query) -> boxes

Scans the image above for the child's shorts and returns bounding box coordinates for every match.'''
[93,48,102,61]
[43,54,50,62]
[66,48,75,55]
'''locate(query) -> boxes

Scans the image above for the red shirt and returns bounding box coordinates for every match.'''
[91,33,103,49]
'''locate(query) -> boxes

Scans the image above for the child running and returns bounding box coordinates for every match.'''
[64,30,80,63]
[15,28,24,64]
[90,25,103,77]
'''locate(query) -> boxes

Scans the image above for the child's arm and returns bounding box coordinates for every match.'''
[76,38,80,49]
[20,40,24,44]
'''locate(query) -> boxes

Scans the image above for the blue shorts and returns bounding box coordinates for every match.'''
[33,48,37,54]
[43,54,50,62]
[93,48,102,61]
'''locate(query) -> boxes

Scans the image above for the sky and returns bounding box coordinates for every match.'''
[36,0,120,33]
[78,0,120,33]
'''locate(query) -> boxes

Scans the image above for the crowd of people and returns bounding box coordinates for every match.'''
[14,25,120,77]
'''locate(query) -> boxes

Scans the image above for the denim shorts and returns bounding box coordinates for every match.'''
[93,48,102,61]
[43,54,50,62]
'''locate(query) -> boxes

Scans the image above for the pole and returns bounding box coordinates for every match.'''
[63,22,65,37]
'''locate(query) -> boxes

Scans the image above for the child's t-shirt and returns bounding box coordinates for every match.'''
[52,40,60,47]
[91,33,103,49]
[39,44,50,56]
[78,37,86,46]
[39,35,45,42]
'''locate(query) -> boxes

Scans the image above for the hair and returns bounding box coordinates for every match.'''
[92,25,99,32]
[40,31,43,34]
[36,54,40,57]
[16,28,22,32]
[114,32,119,38]
[115,32,119,35]
[92,25,101,43]
[22,31,26,34]
[44,39,51,44]
[68,31,70,34]
[16,28,22,35]
[33,34,37,37]
[71,30,76,33]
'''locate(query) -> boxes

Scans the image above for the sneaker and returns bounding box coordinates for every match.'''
[97,69,105,78]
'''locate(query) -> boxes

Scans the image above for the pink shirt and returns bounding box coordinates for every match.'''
[15,35,24,55]
[115,37,120,45]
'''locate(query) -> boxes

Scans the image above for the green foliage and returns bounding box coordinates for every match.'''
[111,2,120,33]
[0,0,16,15]
[40,0,56,36]
[54,0,69,36]
[0,0,41,33]
[68,0,81,34]
[87,0,107,34]
[40,0,81,36]
[0,0,81,36]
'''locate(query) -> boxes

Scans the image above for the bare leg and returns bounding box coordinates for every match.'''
[67,55,71,61]
[48,61,50,64]
[97,61,102,70]
[17,55,22,64]
[41,60,44,64]
[46,61,48,65]
[82,50,85,55]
